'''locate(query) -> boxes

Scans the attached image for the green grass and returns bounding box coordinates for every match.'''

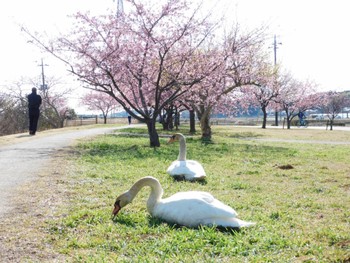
[46,125,350,262]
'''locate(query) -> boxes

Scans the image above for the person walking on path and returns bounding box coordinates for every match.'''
[298,111,306,126]
[27,87,42,135]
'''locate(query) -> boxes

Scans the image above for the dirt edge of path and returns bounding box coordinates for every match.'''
[0,148,73,262]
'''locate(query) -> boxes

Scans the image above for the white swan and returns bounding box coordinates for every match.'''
[166,133,206,181]
[112,176,255,228]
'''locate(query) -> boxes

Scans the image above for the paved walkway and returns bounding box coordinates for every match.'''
[0,125,135,217]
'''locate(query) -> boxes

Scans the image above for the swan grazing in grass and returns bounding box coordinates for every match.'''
[112,176,255,228]
[166,133,206,181]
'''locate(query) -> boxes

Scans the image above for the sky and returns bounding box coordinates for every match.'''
[0,0,349,112]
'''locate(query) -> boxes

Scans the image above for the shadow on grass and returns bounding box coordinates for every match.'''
[111,214,138,228]
[113,214,241,234]
[147,216,241,234]
[229,131,264,139]
[77,133,296,165]
[171,176,208,185]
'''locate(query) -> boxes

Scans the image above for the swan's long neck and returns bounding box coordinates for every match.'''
[128,176,163,213]
[178,135,187,161]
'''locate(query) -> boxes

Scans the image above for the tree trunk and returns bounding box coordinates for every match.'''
[60,119,65,128]
[274,110,279,126]
[160,111,167,130]
[161,108,174,131]
[189,110,196,133]
[167,108,174,130]
[200,111,211,141]
[161,117,167,130]
[174,110,180,130]
[261,106,267,129]
[283,110,292,129]
[147,119,160,147]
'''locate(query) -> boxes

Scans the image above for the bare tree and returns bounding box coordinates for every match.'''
[1,77,74,135]
[1,80,30,135]
[32,76,74,129]
[0,93,26,135]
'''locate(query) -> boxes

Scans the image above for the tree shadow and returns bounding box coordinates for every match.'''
[229,131,264,139]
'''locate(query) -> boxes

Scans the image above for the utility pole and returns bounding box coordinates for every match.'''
[273,35,281,66]
[38,58,49,91]
[273,35,282,126]
[113,0,124,18]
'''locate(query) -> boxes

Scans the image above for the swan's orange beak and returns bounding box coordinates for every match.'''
[112,200,121,219]
[167,135,176,144]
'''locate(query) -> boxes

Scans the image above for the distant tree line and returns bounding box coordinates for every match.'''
[0,77,76,136]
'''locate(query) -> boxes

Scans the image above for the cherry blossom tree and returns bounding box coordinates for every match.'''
[319,91,348,130]
[81,91,120,124]
[237,63,279,129]
[188,26,270,139]
[274,73,319,129]
[159,98,197,132]
[23,0,218,147]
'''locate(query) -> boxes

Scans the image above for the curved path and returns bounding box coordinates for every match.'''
[0,125,134,217]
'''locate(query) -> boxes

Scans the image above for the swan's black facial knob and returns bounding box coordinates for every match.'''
[167,135,176,144]
[112,200,121,219]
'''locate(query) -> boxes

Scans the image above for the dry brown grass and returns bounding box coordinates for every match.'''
[0,152,72,262]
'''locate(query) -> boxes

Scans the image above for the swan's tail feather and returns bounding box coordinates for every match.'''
[235,218,256,228]
[206,218,256,228]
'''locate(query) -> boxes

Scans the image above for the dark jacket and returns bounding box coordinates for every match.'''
[28,91,42,110]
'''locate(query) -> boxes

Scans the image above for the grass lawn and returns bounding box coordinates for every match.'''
[47,125,350,262]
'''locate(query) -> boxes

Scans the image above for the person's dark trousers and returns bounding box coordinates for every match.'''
[29,108,40,135]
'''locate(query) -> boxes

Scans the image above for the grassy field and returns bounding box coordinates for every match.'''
[46,125,350,262]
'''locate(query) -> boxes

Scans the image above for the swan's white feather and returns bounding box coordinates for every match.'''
[167,133,206,181]
[167,160,206,180]
[114,177,255,228]
[151,191,253,228]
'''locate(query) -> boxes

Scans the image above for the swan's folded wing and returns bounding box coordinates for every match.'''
[154,191,238,227]
[167,161,196,176]
[166,161,206,179]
